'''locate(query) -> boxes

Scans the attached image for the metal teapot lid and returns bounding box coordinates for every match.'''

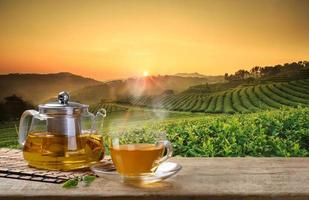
[38,91,88,115]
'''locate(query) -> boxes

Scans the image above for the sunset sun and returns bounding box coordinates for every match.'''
[143,71,149,77]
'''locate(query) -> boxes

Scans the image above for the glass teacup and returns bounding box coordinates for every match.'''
[108,128,173,181]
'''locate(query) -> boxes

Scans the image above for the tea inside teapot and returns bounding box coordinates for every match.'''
[23,132,104,170]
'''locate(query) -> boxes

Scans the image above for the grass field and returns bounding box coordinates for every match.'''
[0,121,18,148]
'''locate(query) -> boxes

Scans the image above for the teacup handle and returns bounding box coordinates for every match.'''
[157,140,173,164]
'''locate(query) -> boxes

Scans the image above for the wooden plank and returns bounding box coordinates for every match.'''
[0,157,309,200]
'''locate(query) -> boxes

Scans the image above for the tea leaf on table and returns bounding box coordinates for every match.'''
[62,175,96,188]
[62,179,78,188]
[82,175,96,186]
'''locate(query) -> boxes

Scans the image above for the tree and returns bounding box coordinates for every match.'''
[250,66,261,78]
[260,66,280,77]
[224,73,229,81]
[0,103,9,121]
[227,60,308,82]
[1,95,34,121]
[235,70,250,80]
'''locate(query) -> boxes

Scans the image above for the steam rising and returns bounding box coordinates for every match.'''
[104,76,171,132]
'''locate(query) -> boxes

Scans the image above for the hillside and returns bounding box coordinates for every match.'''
[71,75,224,104]
[128,79,309,113]
[173,73,222,80]
[0,72,101,104]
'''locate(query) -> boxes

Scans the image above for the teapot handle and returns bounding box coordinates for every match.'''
[18,110,39,147]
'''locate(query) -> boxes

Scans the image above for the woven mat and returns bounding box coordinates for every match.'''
[0,148,114,184]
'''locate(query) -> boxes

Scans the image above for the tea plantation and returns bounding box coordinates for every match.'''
[158,107,309,157]
[89,102,128,113]
[128,79,309,113]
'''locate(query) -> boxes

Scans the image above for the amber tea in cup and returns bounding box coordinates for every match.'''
[110,143,165,176]
[109,129,173,179]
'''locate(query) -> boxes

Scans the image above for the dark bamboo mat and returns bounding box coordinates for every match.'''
[0,148,114,184]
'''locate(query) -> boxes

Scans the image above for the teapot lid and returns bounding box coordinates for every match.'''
[38,91,88,115]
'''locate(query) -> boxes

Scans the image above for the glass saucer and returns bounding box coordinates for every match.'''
[90,162,119,181]
[91,162,182,184]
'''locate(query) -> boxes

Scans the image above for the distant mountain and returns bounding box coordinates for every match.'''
[0,72,101,105]
[174,73,223,83]
[174,72,207,78]
[71,75,224,104]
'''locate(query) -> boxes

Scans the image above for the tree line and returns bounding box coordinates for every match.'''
[224,61,309,81]
[0,95,34,121]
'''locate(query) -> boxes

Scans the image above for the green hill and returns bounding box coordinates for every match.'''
[127,79,309,113]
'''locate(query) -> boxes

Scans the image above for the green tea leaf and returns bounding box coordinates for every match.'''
[82,175,96,186]
[62,179,78,188]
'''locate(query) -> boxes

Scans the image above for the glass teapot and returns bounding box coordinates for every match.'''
[18,91,106,171]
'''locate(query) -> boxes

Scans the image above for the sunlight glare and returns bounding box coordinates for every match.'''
[143,71,149,77]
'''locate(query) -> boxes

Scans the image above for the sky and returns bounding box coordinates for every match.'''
[0,0,308,81]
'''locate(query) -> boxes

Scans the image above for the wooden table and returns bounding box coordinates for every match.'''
[0,157,308,200]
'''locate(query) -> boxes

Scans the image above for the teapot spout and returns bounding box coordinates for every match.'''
[93,108,107,133]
